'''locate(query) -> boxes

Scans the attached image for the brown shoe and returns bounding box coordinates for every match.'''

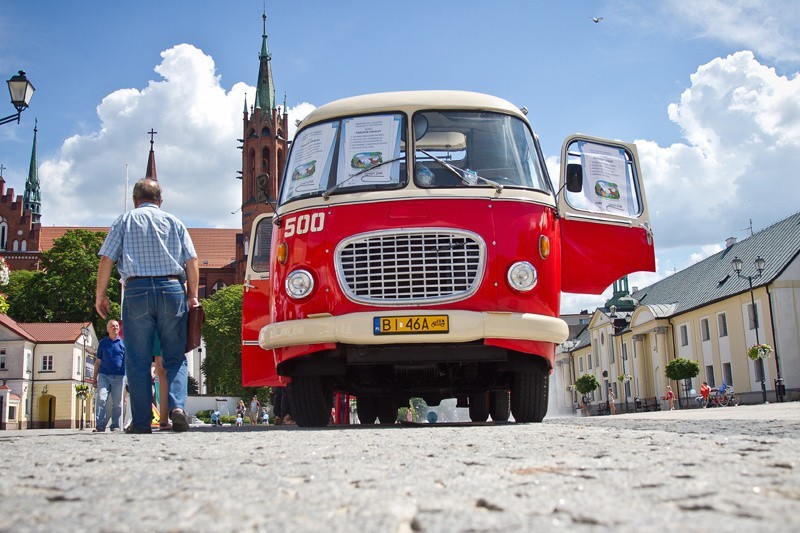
[170,409,189,432]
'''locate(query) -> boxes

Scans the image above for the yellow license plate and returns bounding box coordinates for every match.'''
[373,315,449,335]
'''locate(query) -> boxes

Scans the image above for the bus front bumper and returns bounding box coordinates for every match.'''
[259,310,568,350]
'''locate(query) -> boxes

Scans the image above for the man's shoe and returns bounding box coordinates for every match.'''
[92,428,105,433]
[124,426,152,434]
[170,409,189,432]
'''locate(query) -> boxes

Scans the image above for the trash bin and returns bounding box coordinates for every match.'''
[775,378,786,402]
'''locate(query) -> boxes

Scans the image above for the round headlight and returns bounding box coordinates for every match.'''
[285,269,314,299]
[507,261,537,292]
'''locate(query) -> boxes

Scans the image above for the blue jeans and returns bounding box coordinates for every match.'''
[95,373,125,430]
[122,277,188,430]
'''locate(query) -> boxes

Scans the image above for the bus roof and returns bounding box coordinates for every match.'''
[298,90,527,128]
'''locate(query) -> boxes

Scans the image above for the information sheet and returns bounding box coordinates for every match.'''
[282,122,338,202]
[337,115,402,186]
[579,142,632,215]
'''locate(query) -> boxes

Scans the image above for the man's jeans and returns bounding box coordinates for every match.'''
[123,277,188,431]
[95,373,125,430]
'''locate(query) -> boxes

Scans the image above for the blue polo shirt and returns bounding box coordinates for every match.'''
[97,336,126,376]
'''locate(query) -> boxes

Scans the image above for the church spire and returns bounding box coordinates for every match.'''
[145,128,158,180]
[23,119,41,224]
[253,10,276,112]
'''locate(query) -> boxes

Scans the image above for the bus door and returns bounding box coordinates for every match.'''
[557,135,656,294]
[242,214,285,386]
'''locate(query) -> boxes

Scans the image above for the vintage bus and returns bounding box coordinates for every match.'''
[242,91,654,426]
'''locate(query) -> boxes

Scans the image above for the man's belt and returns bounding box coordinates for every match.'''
[126,275,181,284]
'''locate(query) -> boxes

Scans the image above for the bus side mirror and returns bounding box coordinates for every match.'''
[566,164,583,193]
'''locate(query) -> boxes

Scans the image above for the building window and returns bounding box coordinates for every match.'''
[621,343,628,361]
[41,354,53,372]
[8,406,16,420]
[717,313,728,337]
[705,365,715,388]
[0,348,6,369]
[723,362,733,387]
[588,353,593,369]
[748,304,758,330]
[701,318,710,341]
[680,325,688,347]
[579,358,584,372]
[0,221,7,250]
[609,340,616,365]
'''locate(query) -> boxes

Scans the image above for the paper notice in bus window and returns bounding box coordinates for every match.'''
[337,115,402,186]
[282,122,338,202]
[580,142,631,215]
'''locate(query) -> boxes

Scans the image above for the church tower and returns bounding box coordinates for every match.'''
[23,120,41,224]
[237,9,289,281]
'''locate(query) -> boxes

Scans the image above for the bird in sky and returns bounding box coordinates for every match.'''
[590,16,604,23]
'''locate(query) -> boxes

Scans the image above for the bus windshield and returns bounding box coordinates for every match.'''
[280,114,406,204]
[413,111,549,192]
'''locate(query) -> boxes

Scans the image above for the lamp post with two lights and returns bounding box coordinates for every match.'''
[731,255,768,403]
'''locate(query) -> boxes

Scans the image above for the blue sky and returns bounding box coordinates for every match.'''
[1,0,799,312]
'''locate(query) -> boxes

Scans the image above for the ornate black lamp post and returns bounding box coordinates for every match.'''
[731,256,767,403]
[0,71,35,126]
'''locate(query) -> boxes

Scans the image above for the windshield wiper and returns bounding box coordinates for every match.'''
[416,149,503,193]
[322,156,406,200]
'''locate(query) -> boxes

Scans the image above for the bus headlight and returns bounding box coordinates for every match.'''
[285,269,315,299]
[507,261,537,292]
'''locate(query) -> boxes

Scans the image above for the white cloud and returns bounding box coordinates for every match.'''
[40,44,315,229]
[666,0,800,62]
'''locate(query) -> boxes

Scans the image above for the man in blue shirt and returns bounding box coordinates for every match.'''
[95,178,199,434]
[92,320,125,432]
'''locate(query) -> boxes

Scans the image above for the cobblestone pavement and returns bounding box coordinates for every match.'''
[1,402,799,532]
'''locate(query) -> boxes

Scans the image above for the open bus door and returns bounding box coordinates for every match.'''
[242,214,286,387]
[557,135,656,294]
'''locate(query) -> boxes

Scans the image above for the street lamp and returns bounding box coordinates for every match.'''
[80,325,90,430]
[0,71,35,126]
[731,255,768,403]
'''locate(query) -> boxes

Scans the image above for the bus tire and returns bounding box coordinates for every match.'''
[377,399,397,424]
[357,396,378,424]
[288,375,330,427]
[511,371,548,423]
[469,392,490,422]
[490,390,511,421]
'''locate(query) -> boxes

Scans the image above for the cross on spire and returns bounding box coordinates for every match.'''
[146,128,158,181]
[148,128,158,145]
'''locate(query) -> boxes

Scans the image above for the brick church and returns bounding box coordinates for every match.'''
[1,11,288,297]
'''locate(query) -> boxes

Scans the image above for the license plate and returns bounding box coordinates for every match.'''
[373,315,449,335]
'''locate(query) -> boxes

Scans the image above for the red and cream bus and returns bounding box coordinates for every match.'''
[242,91,654,426]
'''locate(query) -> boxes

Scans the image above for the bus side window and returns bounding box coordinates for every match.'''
[251,218,274,273]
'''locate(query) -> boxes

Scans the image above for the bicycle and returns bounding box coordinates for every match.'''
[700,388,740,407]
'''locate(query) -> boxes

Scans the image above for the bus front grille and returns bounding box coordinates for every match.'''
[335,229,485,305]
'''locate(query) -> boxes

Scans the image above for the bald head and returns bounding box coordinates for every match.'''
[133,178,162,207]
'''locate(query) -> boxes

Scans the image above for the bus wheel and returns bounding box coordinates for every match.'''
[377,399,397,424]
[288,375,331,427]
[511,371,548,423]
[469,392,490,422]
[490,390,510,422]
[357,396,378,424]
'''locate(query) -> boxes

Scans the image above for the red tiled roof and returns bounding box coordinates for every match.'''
[38,226,239,269]
[18,322,91,344]
[0,313,35,341]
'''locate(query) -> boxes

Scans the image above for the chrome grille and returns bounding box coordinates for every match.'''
[336,229,485,305]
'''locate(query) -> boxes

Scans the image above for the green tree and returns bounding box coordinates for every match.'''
[575,373,599,395]
[6,230,120,332]
[201,284,247,396]
[665,357,700,407]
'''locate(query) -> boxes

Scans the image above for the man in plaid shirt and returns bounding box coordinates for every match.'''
[95,178,199,434]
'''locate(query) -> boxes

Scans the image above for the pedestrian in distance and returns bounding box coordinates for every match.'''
[664,385,676,410]
[700,381,711,408]
[607,385,616,415]
[261,405,270,425]
[96,178,199,434]
[92,320,126,432]
[249,394,261,425]
[236,411,244,427]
